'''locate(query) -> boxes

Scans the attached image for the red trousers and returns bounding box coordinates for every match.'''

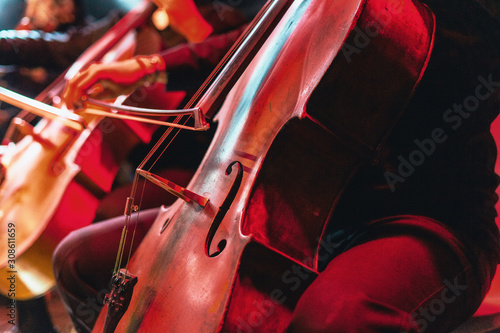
[53,211,496,332]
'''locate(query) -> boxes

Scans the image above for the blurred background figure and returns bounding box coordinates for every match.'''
[15,0,85,32]
[0,0,136,137]
[0,2,134,330]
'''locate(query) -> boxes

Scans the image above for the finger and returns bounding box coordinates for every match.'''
[89,81,138,101]
[61,75,84,109]
[62,64,102,109]
[86,83,104,97]
[75,63,108,94]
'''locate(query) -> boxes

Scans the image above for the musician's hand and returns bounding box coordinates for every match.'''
[61,55,166,110]
[151,0,213,43]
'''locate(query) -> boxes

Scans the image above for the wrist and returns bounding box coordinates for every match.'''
[136,55,167,86]
[135,55,166,73]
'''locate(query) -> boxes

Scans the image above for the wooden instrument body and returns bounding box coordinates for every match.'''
[0,0,162,299]
[93,0,435,331]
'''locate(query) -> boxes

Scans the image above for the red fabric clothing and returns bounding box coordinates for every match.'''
[52,0,500,332]
[53,213,495,332]
[288,216,496,332]
[53,208,160,333]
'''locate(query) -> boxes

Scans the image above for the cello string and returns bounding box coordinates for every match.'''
[113,218,129,275]
[146,117,191,172]
[122,178,148,277]
[115,114,193,277]
[123,115,192,273]
[113,129,176,276]
[136,115,183,172]
[112,118,179,277]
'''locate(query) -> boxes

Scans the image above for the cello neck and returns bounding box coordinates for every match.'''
[187,0,293,118]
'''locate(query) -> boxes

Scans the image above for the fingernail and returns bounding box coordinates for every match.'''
[87,83,103,95]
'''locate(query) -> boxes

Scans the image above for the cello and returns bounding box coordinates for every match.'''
[89,0,436,331]
[0,0,185,299]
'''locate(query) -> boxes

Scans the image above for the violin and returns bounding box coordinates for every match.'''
[0,0,170,299]
[91,0,435,331]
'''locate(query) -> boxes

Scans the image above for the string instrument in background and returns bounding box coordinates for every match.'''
[0,0,186,300]
[91,0,435,331]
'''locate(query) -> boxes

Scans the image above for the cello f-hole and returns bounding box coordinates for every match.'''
[205,161,243,257]
[160,217,171,234]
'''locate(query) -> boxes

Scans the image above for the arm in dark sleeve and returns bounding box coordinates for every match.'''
[159,25,246,91]
[0,12,122,69]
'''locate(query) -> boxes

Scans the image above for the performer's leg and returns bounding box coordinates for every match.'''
[53,207,161,333]
[287,215,496,333]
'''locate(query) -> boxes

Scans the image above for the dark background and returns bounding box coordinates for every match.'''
[0,0,141,30]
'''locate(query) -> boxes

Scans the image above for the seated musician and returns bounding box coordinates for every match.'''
[54,0,500,332]
[0,0,253,139]
[0,0,122,139]
[0,0,256,73]
[49,0,265,332]
[5,1,261,333]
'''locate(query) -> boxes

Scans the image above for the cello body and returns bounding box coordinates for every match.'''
[93,0,435,331]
